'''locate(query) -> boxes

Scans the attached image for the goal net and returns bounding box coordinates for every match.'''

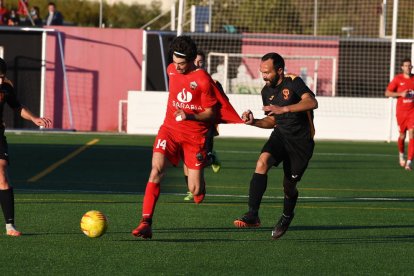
[163,0,412,140]
[134,0,414,140]
[179,0,414,98]
[207,52,337,96]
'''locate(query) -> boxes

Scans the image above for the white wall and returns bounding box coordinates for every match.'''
[127,91,399,141]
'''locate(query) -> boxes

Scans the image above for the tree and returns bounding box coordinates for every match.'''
[4,0,169,29]
[188,0,302,34]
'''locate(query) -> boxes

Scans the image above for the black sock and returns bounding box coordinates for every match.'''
[205,128,214,154]
[248,173,267,216]
[0,188,15,225]
[283,192,298,217]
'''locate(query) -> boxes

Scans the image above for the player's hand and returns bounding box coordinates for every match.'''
[32,117,52,128]
[399,90,408,97]
[403,89,414,98]
[241,110,254,125]
[263,105,288,115]
[174,108,186,121]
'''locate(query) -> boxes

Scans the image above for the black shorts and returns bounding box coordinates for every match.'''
[261,129,314,181]
[0,134,9,163]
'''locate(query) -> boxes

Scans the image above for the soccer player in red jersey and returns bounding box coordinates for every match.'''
[132,36,242,239]
[385,58,414,171]
[183,50,222,201]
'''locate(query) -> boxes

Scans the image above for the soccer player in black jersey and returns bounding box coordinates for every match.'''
[234,52,318,240]
[0,58,52,236]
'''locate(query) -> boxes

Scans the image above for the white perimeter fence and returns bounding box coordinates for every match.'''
[126,91,399,142]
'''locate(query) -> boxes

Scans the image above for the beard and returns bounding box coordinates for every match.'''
[264,75,280,88]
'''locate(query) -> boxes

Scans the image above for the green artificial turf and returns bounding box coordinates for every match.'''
[0,132,413,275]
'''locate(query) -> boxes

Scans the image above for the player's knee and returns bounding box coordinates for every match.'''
[255,159,269,174]
[149,166,165,182]
[0,180,10,190]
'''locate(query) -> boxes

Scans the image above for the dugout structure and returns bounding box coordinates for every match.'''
[0,26,72,130]
[1,26,143,132]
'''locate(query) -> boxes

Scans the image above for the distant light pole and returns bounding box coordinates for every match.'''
[313,0,317,36]
[208,0,212,32]
[379,0,387,37]
[177,0,185,36]
[99,0,103,28]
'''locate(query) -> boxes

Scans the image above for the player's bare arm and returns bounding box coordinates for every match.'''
[263,93,318,115]
[242,110,275,129]
[20,107,52,128]
[385,89,410,98]
[174,106,215,122]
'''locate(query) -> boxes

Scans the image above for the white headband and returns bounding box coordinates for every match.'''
[174,51,186,57]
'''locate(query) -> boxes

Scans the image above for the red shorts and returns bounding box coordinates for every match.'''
[153,125,207,170]
[396,109,414,132]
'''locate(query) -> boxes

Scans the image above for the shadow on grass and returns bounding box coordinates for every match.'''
[290,234,414,244]
[286,224,414,244]
[291,224,414,231]
[15,225,414,244]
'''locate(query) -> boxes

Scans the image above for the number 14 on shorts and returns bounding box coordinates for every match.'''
[156,139,167,150]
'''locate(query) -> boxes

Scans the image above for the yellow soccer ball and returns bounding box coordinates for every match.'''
[80,210,108,238]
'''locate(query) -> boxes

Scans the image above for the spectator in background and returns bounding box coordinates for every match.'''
[7,9,19,26]
[45,2,63,26]
[0,0,9,25]
[25,6,42,27]
[385,58,414,171]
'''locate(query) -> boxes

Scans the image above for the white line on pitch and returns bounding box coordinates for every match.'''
[219,150,395,158]
[15,189,414,202]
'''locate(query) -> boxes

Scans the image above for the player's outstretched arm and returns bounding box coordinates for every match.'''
[20,106,52,128]
[242,110,275,129]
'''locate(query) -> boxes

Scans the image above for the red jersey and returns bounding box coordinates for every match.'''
[164,63,218,135]
[17,0,29,16]
[0,7,8,25]
[387,74,414,112]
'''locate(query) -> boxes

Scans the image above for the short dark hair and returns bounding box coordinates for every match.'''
[48,2,56,7]
[170,35,197,62]
[197,49,205,60]
[261,52,285,71]
[0,58,7,75]
[401,57,411,65]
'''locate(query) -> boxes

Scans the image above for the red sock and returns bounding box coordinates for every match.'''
[408,139,414,161]
[398,137,405,155]
[142,182,160,219]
